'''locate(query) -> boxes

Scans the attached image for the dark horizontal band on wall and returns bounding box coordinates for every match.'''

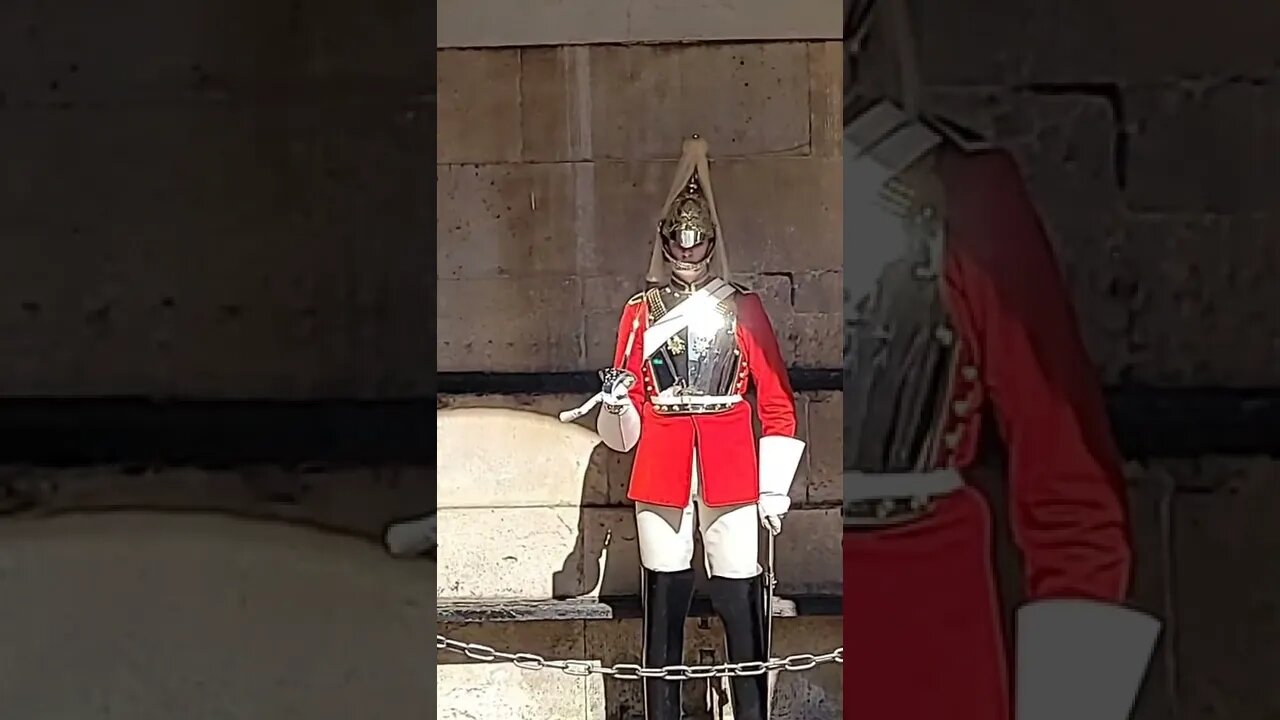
[440,372,1280,459]
[0,398,431,466]
[0,382,1276,464]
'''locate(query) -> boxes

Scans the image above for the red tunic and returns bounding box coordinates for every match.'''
[842,149,1133,719]
[611,289,798,508]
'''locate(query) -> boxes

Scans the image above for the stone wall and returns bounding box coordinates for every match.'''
[437,41,844,373]
[0,2,431,717]
[0,0,429,399]
[437,1,1280,718]
[436,35,845,720]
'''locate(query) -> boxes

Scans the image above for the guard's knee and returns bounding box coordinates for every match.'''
[637,534,696,572]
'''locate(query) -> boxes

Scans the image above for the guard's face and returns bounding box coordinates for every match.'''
[660,179,716,266]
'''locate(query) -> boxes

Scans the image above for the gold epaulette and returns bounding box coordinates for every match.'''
[625,291,645,306]
[644,288,668,321]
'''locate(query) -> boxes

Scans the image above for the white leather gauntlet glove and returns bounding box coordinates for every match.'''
[595,368,640,452]
[599,367,636,410]
[757,436,806,536]
[757,493,790,535]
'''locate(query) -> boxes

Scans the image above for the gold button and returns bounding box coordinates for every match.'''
[952,399,970,416]
[961,365,979,382]
[944,426,964,449]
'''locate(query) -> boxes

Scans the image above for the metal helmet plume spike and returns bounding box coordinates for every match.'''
[646,134,730,284]
[845,0,923,120]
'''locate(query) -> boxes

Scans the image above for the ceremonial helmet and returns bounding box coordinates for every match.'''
[646,135,730,283]
[844,0,923,124]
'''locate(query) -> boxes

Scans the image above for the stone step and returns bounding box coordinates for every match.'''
[438,594,842,623]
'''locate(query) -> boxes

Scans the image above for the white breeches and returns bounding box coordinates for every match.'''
[634,451,761,579]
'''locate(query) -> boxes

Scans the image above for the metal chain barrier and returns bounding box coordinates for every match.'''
[437,635,842,681]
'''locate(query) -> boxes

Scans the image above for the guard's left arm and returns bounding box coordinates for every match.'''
[737,293,805,512]
[954,151,1159,718]
[961,152,1131,602]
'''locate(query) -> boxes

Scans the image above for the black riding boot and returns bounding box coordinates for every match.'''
[642,568,695,719]
[708,573,770,720]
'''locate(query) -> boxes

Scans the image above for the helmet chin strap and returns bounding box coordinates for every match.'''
[666,251,712,280]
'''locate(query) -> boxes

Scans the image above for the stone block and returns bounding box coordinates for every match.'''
[771,509,842,596]
[919,1,1280,85]
[584,309,623,370]
[770,618,845,719]
[737,272,795,320]
[584,43,812,161]
[438,0,839,49]
[1116,215,1280,386]
[437,49,521,164]
[790,313,841,369]
[0,106,426,397]
[586,160,680,276]
[803,391,842,505]
[522,42,816,163]
[0,0,427,105]
[912,0,1035,85]
[0,513,429,720]
[1171,459,1280,719]
[438,620,591,720]
[436,277,583,372]
[519,46,592,163]
[793,271,841,314]
[583,276,642,314]
[808,42,844,159]
[711,158,842,274]
[451,42,834,165]
[1021,0,1280,83]
[436,394,614,507]
[437,506,589,599]
[437,407,607,509]
[437,163,579,279]
[1126,83,1280,215]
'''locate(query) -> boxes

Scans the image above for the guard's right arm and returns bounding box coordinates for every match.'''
[596,295,646,452]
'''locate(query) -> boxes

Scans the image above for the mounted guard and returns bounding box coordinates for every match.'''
[563,135,805,720]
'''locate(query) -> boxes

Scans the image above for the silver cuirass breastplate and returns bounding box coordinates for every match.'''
[844,102,958,473]
[646,284,742,414]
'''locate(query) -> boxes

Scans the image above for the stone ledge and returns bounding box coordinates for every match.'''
[438,594,842,623]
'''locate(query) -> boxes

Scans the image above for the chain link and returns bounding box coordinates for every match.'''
[437,635,842,681]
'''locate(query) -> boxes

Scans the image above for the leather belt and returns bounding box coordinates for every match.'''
[650,394,743,416]
[843,468,963,528]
